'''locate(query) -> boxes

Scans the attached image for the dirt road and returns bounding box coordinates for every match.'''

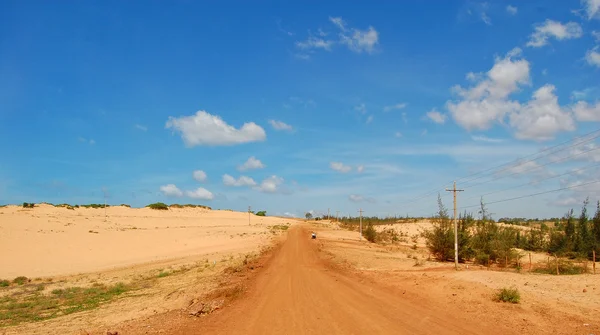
[170,226,502,335]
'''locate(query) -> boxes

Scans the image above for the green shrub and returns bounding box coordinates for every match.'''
[13,276,29,285]
[362,223,377,243]
[22,202,35,209]
[495,287,520,303]
[147,202,169,210]
[0,280,9,287]
[120,204,131,208]
[256,211,267,216]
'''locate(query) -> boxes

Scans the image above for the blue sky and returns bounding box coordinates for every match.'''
[1,0,600,219]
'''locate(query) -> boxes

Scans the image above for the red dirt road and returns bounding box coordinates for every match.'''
[172,226,502,335]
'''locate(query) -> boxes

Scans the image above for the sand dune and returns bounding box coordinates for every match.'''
[0,204,295,278]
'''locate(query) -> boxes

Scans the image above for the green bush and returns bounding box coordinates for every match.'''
[362,223,377,243]
[0,280,9,287]
[495,287,520,303]
[13,276,29,285]
[147,202,169,210]
[120,204,131,208]
[256,211,267,216]
[22,202,35,209]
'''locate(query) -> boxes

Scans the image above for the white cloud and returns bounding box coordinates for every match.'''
[160,184,183,197]
[192,170,207,182]
[134,124,148,131]
[254,175,284,193]
[185,187,214,200]
[582,0,600,20]
[383,103,408,112]
[268,120,293,131]
[354,103,367,114]
[506,5,518,15]
[238,156,266,171]
[509,85,575,141]
[446,48,529,131]
[402,112,407,123]
[572,100,600,121]
[593,30,600,41]
[357,165,365,173]
[366,115,374,124]
[481,12,492,25]
[503,160,546,176]
[526,20,583,47]
[222,174,257,187]
[89,139,96,145]
[471,135,505,143]
[78,137,95,145]
[421,129,428,136]
[571,88,595,100]
[165,110,266,146]
[395,132,403,138]
[330,162,352,173]
[348,194,376,203]
[426,108,447,124]
[295,16,379,56]
[586,48,600,68]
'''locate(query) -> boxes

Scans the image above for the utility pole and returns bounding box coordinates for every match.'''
[248,206,251,225]
[446,181,464,270]
[327,208,330,220]
[336,210,340,222]
[358,208,364,240]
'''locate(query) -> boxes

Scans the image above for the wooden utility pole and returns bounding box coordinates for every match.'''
[336,211,340,222]
[328,208,330,220]
[248,206,251,225]
[358,208,364,240]
[446,181,464,270]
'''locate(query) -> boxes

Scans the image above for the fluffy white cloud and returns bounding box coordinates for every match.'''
[446,48,529,130]
[295,36,334,51]
[582,0,600,20]
[185,187,214,200]
[506,5,518,15]
[383,103,407,112]
[160,184,183,197]
[268,120,293,131]
[586,48,600,68]
[238,156,266,171]
[192,170,207,182]
[526,20,583,47]
[509,85,575,141]
[330,162,352,173]
[254,175,284,193]
[426,109,447,124]
[222,174,257,187]
[165,110,266,146]
[572,101,600,121]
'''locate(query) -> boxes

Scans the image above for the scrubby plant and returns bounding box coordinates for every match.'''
[147,202,169,210]
[495,287,520,303]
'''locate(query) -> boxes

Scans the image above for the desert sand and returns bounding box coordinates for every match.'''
[0,204,293,278]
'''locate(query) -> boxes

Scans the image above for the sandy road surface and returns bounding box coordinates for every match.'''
[165,226,500,335]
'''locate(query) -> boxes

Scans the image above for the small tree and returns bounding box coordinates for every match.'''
[592,201,600,255]
[362,223,377,242]
[305,212,313,220]
[422,194,454,261]
[256,210,267,216]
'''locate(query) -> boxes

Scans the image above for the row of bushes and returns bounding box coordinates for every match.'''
[146,203,213,210]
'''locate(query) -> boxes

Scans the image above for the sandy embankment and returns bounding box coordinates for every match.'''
[0,204,295,279]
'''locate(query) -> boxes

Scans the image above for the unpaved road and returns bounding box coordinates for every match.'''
[165,226,503,334]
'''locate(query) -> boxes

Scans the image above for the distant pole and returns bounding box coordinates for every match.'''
[446,181,464,270]
[248,206,251,225]
[336,210,340,222]
[358,208,364,240]
[103,188,107,222]
[328,208,330,220]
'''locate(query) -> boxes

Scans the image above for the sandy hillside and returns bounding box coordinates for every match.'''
[0,204,296,279]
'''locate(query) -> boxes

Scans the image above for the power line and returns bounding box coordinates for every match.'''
[462,161,600,202]
[458,179,600,210]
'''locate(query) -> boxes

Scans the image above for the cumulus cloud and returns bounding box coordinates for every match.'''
[426,109,447,124]
[254,175,284,193]
[160,184,183,197]
[581,0,600,20]
[222,174,257,187]
[526,20,583,47]
[192,170,207,182]
[165,110,266,146]
[238,156,266,171]
[330,162,352,173]
[383,103,408,112]
[586,48,600,68]
[509,85,575,141]
[185,187,214,200]
[506,5,518,15]
[268,120,293,131]
[446,48,529,131]
[572,101,600,121]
